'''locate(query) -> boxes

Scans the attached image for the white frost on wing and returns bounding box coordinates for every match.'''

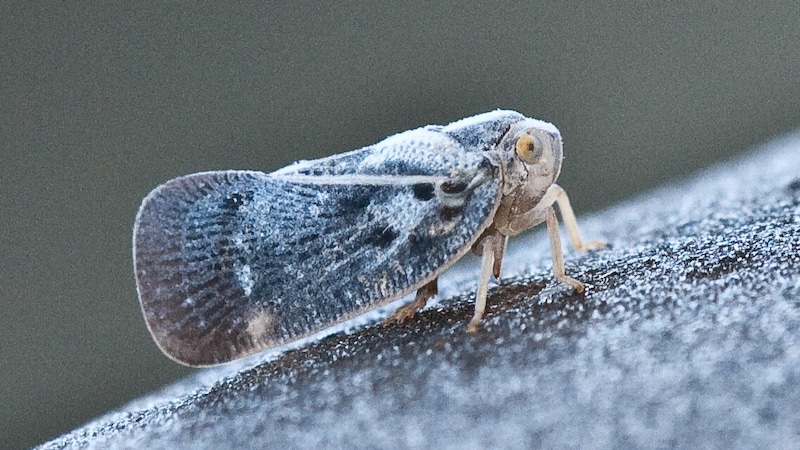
[369,189,430,233]
[368,128,454,157]
[441,109,561,136]
[237,264,255,297]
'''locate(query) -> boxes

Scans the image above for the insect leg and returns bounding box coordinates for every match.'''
[546,206,585,292]
[382,278,438,326]
[468,231,504,332]
[491,233,508,278]
[546,184,604,251]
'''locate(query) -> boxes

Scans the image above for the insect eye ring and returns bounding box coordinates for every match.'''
[515,133,544,164]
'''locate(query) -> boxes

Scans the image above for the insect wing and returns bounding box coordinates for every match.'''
[134,144,501,366]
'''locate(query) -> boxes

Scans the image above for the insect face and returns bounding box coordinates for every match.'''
[506,126,563,191]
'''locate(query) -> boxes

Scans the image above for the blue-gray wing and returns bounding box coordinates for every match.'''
[134,144,502,365]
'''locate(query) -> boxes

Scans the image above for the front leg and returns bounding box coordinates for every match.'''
[541,184,604,251]
[504,184,602,293]
[545,206,585,292]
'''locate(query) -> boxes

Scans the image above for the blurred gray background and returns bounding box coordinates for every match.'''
[3,1,799,448]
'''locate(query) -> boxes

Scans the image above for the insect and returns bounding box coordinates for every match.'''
[133,110,602,366]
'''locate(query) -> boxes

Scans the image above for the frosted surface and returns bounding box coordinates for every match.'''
[42,132,800,449]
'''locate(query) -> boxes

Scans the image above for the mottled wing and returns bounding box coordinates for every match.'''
[134,139,502,366]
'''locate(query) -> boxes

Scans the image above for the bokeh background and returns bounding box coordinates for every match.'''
[3,2,800,448]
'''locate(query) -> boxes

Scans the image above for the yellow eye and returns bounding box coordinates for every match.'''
[515,134,543,164]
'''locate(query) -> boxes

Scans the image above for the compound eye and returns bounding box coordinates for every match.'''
[515,133,545,164]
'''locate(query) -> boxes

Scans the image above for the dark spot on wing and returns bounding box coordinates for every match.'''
[440,206,463,221]
[407,233,427,256]
[221,191,253,211]
[412,183,435,201]
[440,180,468,194]
[368,226,398,248]
[296,233,321,247]
[338,186,374,213]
